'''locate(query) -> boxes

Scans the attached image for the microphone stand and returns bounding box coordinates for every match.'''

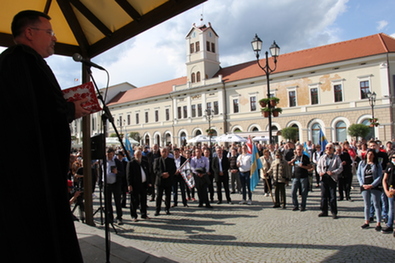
[85,66,131,263]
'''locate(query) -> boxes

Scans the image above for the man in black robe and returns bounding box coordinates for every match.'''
[0,10,89,262]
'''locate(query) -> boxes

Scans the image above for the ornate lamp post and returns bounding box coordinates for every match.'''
[251,34,280,144]
[367,91,378,135]
[205,108,214,148]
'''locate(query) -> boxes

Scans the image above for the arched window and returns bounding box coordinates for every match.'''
[312,123,321,145]
[196,71,201,82]
[335,121,347,142]
[291,124,299,142]
[362,119,375,141]
[180,132,187,146]
[191,73,195,83]
[195,130,202,136]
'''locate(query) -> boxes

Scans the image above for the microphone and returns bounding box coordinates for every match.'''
[72,53,105,70]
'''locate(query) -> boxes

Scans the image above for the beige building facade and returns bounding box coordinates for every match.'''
[72,23,395,147]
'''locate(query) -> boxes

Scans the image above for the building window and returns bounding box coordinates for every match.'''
[191,73,195,83]
[155,110,159,122]
[135,113,139,124]
[335,121,347,142]
[311,123,321,145]
[250,96,257,111]
[213,101,219,115]
[310,88,318,105]
[211,43,215,53]
[183,106,188,118]
[233,98,239,113]
[145,112,148,123]
[334,84,343,102]
[360,80,370,99]
[196,72,201,82]
[165,109,170,121]
[195,41,200,52]
[206,41,210,51]
[177,106,182,119]
[190,43,194,53]
[191,105,196,117]
[289,90,296,107]
[197,103,202,117]
[127,114,130,125]
[206,102,212,112]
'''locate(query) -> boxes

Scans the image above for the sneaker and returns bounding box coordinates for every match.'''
[265,193,269,197]
[360,223,369,229]
[381,226,393,233]
[239,200,247,204]
[247,200,252,205]
[375,225,382,232]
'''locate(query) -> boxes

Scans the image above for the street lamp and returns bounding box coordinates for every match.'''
[251,34,280,144]
[367,91,377,118]
[205,108,214,149]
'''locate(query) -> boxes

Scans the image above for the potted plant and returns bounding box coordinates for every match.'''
[272,107,282,117]
[261,107,271,117]
[259,98,270,107]
[269,97,280,107]
[369,122,379,127]
[369,118,378,123]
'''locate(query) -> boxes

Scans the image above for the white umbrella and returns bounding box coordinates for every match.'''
[187,135,213,143]
[252,136,269,142]
[216,133,247,143]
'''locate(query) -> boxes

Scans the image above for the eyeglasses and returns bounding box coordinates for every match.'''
[30,27,55,37]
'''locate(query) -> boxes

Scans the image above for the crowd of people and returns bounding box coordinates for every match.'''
[69,137,395,238]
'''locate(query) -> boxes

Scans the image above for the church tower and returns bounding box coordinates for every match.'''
[185,22,220,84]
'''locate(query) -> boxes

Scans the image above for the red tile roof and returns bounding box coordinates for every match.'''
[108,33,395,105]
[107,77,186,105]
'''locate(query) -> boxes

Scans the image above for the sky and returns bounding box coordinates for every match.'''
[2,0,395,89]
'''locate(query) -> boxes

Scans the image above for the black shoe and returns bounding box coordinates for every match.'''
[217,201,222,204]
[318,212,328,217]
[381,226,393,233]
[337,198,343,201]
[171,204,177,208]
[332,214,338,219]
[206,205,213,208]
[361,223,369,229]
[273,205,281,208]
[300,207,306,212]
[166,210,171,215]
[375,225,382,232]
[231,191,236,194]
[154,212,160,216]
[118,218,123,225]
[282,206,286,209]
[183,204,189,207]
[198,204,203,207]
[227,201,233,204]
[292,207,299,211]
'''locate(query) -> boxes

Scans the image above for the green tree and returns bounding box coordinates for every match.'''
[281,127,298,142]
[129,132,140,142]
[348,124,370,141]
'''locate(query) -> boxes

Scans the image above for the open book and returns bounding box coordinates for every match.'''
[62,82,102,114]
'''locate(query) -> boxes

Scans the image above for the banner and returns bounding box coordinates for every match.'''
[250,137,262,192]
[179,159,195,189]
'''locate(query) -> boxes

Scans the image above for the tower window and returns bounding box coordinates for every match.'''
[190,43,194,53]
[191,73,195,83]
[195,41,200,52]
[206,41,210,51]
[211,43,215,53]
[197,72,201,82]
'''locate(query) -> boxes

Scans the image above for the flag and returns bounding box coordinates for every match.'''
[250,141,262,192]
[246,136,253,154]
[124,136,134,158]
[319,128,328,151]
[303,142,310,158]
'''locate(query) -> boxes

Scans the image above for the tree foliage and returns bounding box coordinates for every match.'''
[281,127,298,142]
[348,124,370,141]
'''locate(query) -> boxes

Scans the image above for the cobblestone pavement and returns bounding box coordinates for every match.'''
[76,180,395,263]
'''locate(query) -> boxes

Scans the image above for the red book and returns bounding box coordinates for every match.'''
[62,82,102,114]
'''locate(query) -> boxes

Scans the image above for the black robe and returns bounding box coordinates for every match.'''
[0,45,82,262]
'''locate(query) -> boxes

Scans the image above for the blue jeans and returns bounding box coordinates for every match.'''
[291,177,308,209]
[239,171,252,201]
[362,189,382,222]
[369,191,389,220]
[387,196,394,227]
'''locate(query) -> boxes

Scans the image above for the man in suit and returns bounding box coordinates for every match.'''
[172,148,188,207]
[126,149,152,221]
[212,146,232,204]
[154,147,176,216]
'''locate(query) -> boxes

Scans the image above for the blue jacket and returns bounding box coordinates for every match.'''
[356,161,383,188]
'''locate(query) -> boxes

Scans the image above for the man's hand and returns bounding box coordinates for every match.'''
[73,98,90,119]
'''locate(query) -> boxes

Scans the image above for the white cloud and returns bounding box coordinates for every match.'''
[377,20,388,31]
